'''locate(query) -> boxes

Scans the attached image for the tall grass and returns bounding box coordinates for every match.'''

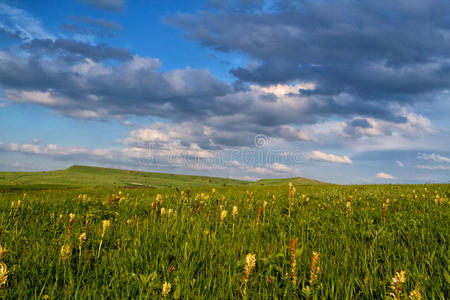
[0,184,448,298]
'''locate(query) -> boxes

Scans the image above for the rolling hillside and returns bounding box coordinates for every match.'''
[0,165,327,189]
[254,177,327,186]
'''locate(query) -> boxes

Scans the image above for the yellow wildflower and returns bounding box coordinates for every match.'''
[220,210,228,222]
[232,206,238,219]
[79,232,87,246]
[162,281,171,297]
[0,244,6,260]
[0,261,7,288]
[390,270,406,300]
[60,244,72,262]
[101,220,111,237]
[243,253,256,284]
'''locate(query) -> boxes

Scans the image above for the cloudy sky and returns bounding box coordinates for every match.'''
[0,0,449,183]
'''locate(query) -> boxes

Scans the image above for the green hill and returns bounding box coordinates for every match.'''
[0,165,327,189]
[254,177,326,186]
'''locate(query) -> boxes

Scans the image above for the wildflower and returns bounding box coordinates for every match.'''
[98,220,110,258]
[243,253,256,285]
[288,182,296,216]
[61,244,72,262]
[169,266,176,273]
[409,288,422,300]
[290,238,298,285]
[0,245,6,260]
[212,188,216,195]
[220,210,228,222]
[256,207,262,226]
[168,208,174,216]
[309,251,320,287]
[151,201,158,213]
[100,220,111,238]
[69,213,76,224]
[110,193,121,204]
[382,199,390,221]
[43,295,49,299]
[390,270,406,300]
[11,199,22,210]
[232,206,238,219]
[262,201,268,214]
[267,277,272,283]
[79,232,87,247]
[156,194,163,203]
[161,207,166,217]
[162,281,171,297]
[346,196,353,213]
[0,261,7,289]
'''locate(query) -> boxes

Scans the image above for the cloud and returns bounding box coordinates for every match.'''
[268,162,294,173]
[415,165,450,170]
[169,0,450,106]
[21,39,131,62]
[61,16,122,40]
[0,51,230,120]
[418,153,450,163]
[73,16,122,31]
[308,151,352,164]
[0,2,446,158]
[376,172,395,179]
[79,0,126,11]
[0,3,54,40]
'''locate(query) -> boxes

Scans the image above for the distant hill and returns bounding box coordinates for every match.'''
[0,165,327,189]
[254,177,326,186]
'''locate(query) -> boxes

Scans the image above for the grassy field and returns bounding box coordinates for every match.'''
[0,169,448,298]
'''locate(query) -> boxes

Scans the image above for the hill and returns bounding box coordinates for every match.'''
[0,165,327,189]
[254,177,326,186]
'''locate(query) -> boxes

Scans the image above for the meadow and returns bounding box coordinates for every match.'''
[0,168,448,299]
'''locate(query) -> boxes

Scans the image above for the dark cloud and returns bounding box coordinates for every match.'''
[61,23,117,38]
[0,27,24,40]
[0,51,231,121]
[169,0,450,102]
[0,44,413,148]
[1,0,443,150]
[21,38,131,62]
[350,118,372,128]
[79,0,126,11]
[73,16,122,31]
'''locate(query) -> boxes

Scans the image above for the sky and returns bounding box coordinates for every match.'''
[0,0,449,184]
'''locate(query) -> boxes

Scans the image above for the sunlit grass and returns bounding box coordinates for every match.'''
[0,184,448,298]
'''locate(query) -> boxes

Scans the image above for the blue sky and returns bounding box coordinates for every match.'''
[0,0,449,183]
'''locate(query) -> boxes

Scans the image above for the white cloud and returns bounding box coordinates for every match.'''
[252,82,315,97]
[415,165,450,170]
[308,150,352,164]
[418,153,450,163]
[5,90,70,106]
[396,160,404,167]
[268,162,294,173]
[376,172,395,179]
[0,3,54,40]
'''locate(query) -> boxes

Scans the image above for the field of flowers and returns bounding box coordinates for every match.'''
[0,183,448,299]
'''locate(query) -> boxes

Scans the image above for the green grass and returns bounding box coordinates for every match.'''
[0,165,326,189]
[0,165,249,189]
[0,183,448,299]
